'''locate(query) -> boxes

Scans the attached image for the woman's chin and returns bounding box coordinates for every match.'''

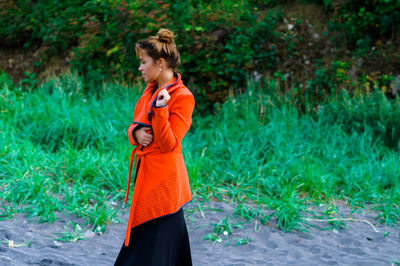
[143,77,152,83]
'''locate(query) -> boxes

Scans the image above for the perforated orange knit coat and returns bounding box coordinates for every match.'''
[124,73,194,246]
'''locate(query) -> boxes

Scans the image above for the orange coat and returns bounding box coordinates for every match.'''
[124,73,194,246]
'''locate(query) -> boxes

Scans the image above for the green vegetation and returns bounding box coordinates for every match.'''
[0,0,286,108]
[1,72,399,238]
[1,0,399,111]
[321,0,400,50]
[0,72,135,232]
[0,0,399,248]
[203,215,250,246]
[55,221,92,242]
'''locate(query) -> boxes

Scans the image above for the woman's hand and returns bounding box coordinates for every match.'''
[156,89,170,107]
[134,127,153,147]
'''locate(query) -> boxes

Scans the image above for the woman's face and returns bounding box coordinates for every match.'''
[138,50,160,83]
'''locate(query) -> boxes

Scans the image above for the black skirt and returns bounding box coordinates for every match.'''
[114,208,192,266]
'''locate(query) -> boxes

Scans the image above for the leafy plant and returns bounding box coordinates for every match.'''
[203,215,248,245]
[54,221,90,242]
[305,0,400,52]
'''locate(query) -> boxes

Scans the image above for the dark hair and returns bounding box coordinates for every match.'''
[135,29,180,71]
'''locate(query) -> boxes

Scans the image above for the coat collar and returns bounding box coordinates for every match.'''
[133,73,182,127]
[144,72,181,96]
[147,72,182,121]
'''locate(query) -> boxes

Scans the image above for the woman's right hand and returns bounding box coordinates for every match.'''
[135,127,153,147]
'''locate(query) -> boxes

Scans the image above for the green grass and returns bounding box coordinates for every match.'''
[1,72,399,239]
[0,72,139,232]
[186,86,400,231]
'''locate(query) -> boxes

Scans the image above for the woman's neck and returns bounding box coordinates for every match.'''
[156,69,174,89]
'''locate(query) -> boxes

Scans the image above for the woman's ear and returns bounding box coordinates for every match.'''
[157,58,167,69]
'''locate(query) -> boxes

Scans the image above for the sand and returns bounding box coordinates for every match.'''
[0,201,399,266]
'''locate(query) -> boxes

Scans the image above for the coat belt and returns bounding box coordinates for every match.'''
[124,146,144,247]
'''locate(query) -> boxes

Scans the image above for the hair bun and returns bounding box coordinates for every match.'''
[157,29,174,44]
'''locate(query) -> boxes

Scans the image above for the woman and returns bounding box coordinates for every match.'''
[114,29,194,266]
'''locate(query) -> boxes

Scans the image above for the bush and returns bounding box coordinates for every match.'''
[322,0,400,51]
[173,2,283,110]
[303,60,350,103]
[0,0,286,110]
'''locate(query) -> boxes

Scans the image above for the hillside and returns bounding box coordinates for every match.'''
[0,1,399,109]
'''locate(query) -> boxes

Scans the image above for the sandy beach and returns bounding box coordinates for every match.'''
[0,201,399,266]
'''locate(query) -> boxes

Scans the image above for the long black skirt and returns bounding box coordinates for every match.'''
[114,208,192,266]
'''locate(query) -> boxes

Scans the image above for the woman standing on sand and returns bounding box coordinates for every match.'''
[114,29,194,266]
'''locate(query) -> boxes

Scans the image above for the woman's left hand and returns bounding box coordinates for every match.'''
[156,89,170,107]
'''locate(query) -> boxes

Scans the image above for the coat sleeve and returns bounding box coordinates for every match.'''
[127,98,143,146]
[127,123,140,146]
[152,93,195,153]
